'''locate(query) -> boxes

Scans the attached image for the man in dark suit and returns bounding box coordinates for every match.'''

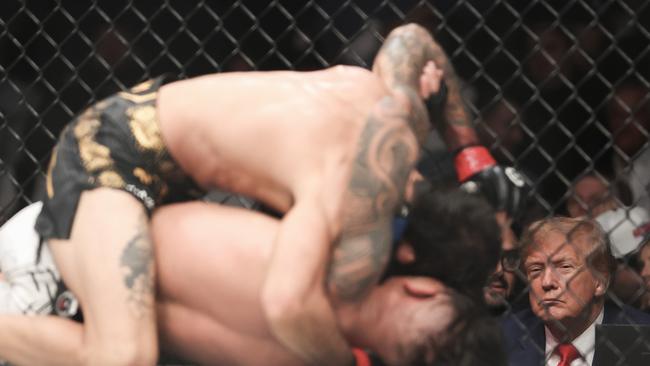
[501,216,650,366]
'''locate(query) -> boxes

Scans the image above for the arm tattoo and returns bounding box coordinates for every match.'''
[120,215,155,318]
[375,24,471,130]
[328,225,391,301]
[328,97,417,301]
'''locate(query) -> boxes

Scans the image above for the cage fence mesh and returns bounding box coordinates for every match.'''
[1,0,650,363]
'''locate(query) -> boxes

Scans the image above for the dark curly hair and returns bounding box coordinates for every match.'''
[385,187,502,299]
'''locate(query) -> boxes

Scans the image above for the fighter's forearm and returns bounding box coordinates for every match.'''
[327,96,417,301]
[262,199,354,366]
[327,223,392,302]
[373,23,478,149]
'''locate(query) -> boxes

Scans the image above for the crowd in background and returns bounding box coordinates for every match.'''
[1,0,650,364]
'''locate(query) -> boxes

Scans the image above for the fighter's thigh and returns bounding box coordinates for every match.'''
[48,188,156,345]
[151,202,278,305]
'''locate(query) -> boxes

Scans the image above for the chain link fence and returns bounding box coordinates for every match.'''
[2,0,650,364]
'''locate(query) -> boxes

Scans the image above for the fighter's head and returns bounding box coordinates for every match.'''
[345,276,505,366]
[384,187,502,299]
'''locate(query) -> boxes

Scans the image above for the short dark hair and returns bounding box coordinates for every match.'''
[385,187,502,299]
[383,188,505,365]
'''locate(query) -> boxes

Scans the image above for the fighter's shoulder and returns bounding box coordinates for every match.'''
[331,64,370,73]
[0,202,42,245]
[327,65,383,85]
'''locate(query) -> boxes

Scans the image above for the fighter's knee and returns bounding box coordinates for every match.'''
[84,338,158,366]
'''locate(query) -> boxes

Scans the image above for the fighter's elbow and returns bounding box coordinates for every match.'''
[261,286,304,328]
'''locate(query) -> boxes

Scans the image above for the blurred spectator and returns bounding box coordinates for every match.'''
[566,174,620,218]
[567,172,650,307]
[483,211,522,315]
[607,78,650,212]
[568,22,606,81]
[597,206,650,309]
[223,54,255,72]
[502,216,650,365]
[525,22,575,92]
[477,98,525,166]
[596,206,650,261]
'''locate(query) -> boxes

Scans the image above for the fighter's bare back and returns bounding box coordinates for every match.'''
[157,65,409,213]
[157,65,420,307]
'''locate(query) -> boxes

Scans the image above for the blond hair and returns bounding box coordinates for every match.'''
[520,216,616,281]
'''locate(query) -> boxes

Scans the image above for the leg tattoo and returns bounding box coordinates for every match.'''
[120,217,155,317]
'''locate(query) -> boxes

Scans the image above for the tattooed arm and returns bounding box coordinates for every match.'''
[372,23,479,150]
[261,197,354,366]
[261,96,418,365]
[328,96,419,302]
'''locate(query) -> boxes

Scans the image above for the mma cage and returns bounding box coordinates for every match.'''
[1,0,650,364]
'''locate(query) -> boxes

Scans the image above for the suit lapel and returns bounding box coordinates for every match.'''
[593,303,621,366]
[511,317,546,366]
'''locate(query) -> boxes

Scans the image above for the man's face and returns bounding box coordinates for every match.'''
[567,176,615,218]
[485,213,518,308]
[524,230,604,327]
[369,277,455,365]
[607,85,650,156]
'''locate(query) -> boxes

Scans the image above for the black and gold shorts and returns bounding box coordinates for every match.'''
[35,76,205,240]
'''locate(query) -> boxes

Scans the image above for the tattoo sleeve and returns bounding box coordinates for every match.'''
[120,214,155,318]
[373,23,479,149]
[328,96,418,302]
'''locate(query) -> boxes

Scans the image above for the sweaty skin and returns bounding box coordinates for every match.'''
[158,66,417,299]
[153,202,454,366]
[157,65,420,364]
[0,23,461,366]
[154,24,463,364]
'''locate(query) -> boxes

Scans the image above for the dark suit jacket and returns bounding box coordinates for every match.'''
[501,301,650,366]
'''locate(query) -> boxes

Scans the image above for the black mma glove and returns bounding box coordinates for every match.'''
[454,145,527,218]
[424,78,527,216]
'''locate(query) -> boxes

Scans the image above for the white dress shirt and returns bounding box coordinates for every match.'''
[544,308,605,366]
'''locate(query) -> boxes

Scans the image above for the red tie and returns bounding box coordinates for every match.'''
[556,343,580,366]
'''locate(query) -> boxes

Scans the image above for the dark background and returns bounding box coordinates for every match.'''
[1,0,649,224]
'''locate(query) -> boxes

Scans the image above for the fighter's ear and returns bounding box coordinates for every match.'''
[403,277,441,298]
[396,243,416,264]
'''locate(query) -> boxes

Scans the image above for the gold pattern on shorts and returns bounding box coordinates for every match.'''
[118,91,157,104]
[46,147,58,198]
[78,138,113,171]
[94,99,111,110]
[98,170,125,188]
[73,111,97,138]
[128,104,164,151]
[74,116,114,172]
[133,167,153,185]
[130,80,155,93]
